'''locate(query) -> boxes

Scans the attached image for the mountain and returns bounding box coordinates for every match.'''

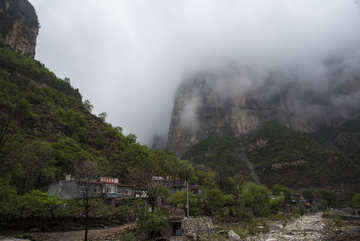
[0,0,138,194]
[0,0,39,58]
[158,62,360,199]
[165,67,360,157]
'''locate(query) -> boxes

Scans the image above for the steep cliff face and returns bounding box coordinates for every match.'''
[166,69,360,156]
[0,0,39,58]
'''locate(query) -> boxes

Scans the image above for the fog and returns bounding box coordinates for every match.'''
[28,0,360,146]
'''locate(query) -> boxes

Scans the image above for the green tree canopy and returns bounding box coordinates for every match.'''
[133,200,167,239]
[83,99,93,113]
[240,182,270,217]
[319,189,338,207]
[349,193,360,208]
[203,188,227,214]
[272,184,292,203]
[302,189,314,204]
[98,112,107,122]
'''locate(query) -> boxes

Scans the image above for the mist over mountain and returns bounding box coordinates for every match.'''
[27,0,360,146]
[154,55,360,155]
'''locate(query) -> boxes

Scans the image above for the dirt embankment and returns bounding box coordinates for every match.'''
[2,224,133,241]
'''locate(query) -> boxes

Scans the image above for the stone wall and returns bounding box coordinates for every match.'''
[181,217,214,235]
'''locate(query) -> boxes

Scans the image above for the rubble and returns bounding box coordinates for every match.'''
[182,217,214,234]
[241,212,328,241]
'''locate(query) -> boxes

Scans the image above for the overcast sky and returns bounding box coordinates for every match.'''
[28,0,360,146]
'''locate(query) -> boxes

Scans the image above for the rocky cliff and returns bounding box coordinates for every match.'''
[165,66,360,157]
[0,0,39,58]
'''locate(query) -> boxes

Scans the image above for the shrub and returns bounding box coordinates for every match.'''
[120,232,136,241]
[299,201,306,216]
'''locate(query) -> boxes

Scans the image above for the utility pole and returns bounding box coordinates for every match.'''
[186,181,189,219]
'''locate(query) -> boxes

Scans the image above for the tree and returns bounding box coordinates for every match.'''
[95,134,106,149]
[83,99,93,113]
[133,200,167,239]
[115,126,123,133]
[170,190,197,207]
[272,184,292,203]
[126,133,137,145]
[16,141,56,194]
[203,188,227,214]
[0,185,19,221]
[270,192,285,211]
[149,184,170,199]
[178,160,195,182]
[298,201,306,216]
[319,190,337,207]
[302,189,314,204]
[239,182,270,217]
[126,166,165,210]
[66,161,105,241]
[98,112,107,122]
[0,99,29,165]
[21,190,63,221]
[349,193,360,208]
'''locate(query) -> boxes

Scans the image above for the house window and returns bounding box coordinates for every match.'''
[125,189,132,195]
[117,188,122,194]
[93,187,101,193]
[105,184,117,193]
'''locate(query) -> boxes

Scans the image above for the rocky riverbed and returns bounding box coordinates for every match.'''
[240,212,350,241]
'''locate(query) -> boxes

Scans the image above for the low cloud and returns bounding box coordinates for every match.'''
[179,96,201,130]
[28,0,360,146]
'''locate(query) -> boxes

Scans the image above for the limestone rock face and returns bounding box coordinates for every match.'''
[0,0,39,58]
[166,72,360,156]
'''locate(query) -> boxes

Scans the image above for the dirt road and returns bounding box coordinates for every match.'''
[31,224,133,241]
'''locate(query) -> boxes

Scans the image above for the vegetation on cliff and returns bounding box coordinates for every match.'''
[0,46,187,194]
[245,121,360,194]
[181,137,253,194]
[333,117,360,166]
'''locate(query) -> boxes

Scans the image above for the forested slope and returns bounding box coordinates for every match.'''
[245,121,360,199]
[333,117,360,166]
[181,137,253,192]
[0,46,176,195]
[0,46,243,200]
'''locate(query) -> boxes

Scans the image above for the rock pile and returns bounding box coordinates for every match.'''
[182,217,215,235]
[241,212,327,241]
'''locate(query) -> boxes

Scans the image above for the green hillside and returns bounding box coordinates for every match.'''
[0,46,180,195]
[333,117,360,166]
[181,137,253,193]
[245,121,360,195]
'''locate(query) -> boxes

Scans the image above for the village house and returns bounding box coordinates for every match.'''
[48,175,136,207]
[283,195,313,213]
